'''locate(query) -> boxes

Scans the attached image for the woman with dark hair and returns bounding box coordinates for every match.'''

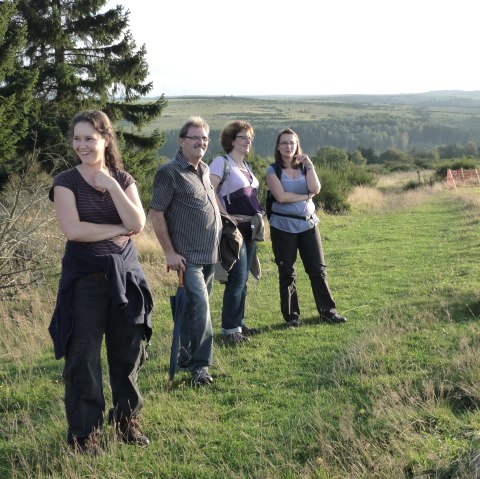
[266,128,346,327]
[49,110,153,455]
[209,120,263,343]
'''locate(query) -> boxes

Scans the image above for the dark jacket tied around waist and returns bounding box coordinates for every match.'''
[219,213,243,272]
[49,239,153,359]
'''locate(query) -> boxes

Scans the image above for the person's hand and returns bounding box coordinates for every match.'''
[166,252,186,272]
[297,154,314,171]
[92,170,116,190]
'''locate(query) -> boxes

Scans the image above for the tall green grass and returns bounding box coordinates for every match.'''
[1,186,479,478]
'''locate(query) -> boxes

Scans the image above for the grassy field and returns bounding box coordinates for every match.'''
[1,180,480,478]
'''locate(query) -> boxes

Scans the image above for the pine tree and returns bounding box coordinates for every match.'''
[11,0,167,174]
[0,0,37,184]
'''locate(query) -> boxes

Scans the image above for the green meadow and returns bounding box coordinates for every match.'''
[1,180,479,478]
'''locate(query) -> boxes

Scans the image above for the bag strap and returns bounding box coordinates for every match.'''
[271,211,313,221]
[219,155,230,187]
[221,156,256,187]
[271,162,282,180]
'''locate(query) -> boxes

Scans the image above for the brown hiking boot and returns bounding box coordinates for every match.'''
[115,416,150,446]
[319,311,347,324]
[71,430,104,456]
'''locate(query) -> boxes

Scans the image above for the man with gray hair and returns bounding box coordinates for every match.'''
[150,117,221,386]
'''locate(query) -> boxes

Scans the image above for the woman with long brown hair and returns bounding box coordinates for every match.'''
[49,110,153,455]
[266,128,346,327]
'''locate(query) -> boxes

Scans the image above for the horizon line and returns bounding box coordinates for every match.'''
[139,89,480,99]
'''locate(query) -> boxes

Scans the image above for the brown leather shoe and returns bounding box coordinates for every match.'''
[116,416,150,446]
[71,430,104,456]
[320,312,347,324]
[241,324,260,336]
[192,368,214,386]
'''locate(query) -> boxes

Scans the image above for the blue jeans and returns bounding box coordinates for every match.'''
[179,262,215,371]
[222,238,256,334]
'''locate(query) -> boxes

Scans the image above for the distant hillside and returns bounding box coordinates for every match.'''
[299,90,480,107]
[136,91,480,160]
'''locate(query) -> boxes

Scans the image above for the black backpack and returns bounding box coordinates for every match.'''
[265,163,282,220]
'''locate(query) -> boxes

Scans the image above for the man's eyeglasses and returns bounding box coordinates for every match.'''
[236,135,254,142]
[184,136,210,143]
[279,141,296,147]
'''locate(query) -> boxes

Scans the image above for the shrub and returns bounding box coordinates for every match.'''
[317,165,376,213]
[0,154,58,296]
[388,163,417,172]
[316,167,353,213]
[433,158,480,182]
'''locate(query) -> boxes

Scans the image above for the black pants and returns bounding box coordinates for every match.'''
[270,225,336,322]
[63,274,146,443]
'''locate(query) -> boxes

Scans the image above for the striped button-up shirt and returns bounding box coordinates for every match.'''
[150,150,221,264]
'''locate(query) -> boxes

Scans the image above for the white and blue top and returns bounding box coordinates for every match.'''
[266,165,318,234]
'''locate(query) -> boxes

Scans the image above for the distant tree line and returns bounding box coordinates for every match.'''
[159,127,480,168]
[159,121,480,166]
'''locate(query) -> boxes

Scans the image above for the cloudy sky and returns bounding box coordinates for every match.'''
[107,0,478,97]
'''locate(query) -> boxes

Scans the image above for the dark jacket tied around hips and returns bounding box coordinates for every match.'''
[49,240,153,360]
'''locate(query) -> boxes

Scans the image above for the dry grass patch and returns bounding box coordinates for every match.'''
[348,183,443,212]
[376,170,433,190]
[0,288,55,362]
[132,222,176,297]
[131,221,163,261]
[454,187,480,209]
[347,186,385,212]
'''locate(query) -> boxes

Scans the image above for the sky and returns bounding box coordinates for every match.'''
[107,0,479,97]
